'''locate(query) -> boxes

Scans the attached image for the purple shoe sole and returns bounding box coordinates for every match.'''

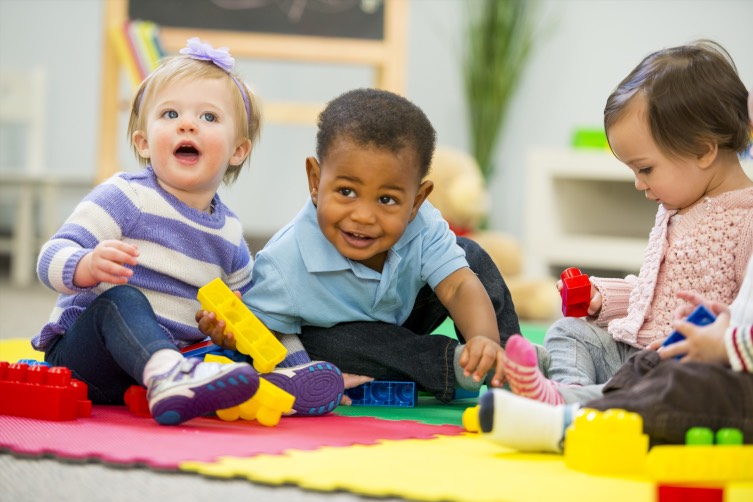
[264,362,344,416]
[151,366,260,425]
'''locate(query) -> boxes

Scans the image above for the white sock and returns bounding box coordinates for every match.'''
[142,349,183,387]
[477,388,579,452]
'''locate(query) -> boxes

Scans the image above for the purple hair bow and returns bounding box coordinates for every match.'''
[180,37,235,73]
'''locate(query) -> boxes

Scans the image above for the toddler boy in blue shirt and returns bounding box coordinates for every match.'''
[201,88,520,403]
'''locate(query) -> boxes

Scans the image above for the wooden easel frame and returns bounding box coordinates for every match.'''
[96,0,408,182]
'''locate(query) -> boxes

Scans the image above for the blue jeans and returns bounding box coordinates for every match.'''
[299,237,520,403]
[44,285,178,405]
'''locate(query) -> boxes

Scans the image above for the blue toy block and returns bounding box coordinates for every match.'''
[345,380,417,407]
[180,339,247,363]
[661,305,716,359]
[16,359,51,367]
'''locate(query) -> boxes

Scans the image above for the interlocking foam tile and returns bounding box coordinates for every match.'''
[0,406,462,470]
[182,433,655,502]
[336,394,479,426]
[0,339,42,363]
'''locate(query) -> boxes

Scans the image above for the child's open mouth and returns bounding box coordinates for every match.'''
[174,144,200,162]
[343,231,375,248]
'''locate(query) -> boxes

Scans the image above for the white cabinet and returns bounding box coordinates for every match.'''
[524,149,753,279]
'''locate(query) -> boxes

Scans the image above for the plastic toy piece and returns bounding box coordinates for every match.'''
[345,380,417,407]
[205,354,294,427]
[715,428,743,445]
[657,485,723,502]
[453,388,480,400]
[563,408,649,476]
[685,426,714,445]
[124,385,151,418]
[645,443,753,483]
[560,267,591,317]
[180,339,247,363]
[197,278,286,373]
[462,405,480,433]
[0,361,91,421]
[661,305,716,359]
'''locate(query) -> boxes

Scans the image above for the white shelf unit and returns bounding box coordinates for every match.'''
[523,149,753,279]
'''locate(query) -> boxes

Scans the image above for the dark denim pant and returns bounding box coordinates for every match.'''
[300,237,520,403]
[587,350,753,446]
[45,285,177,405]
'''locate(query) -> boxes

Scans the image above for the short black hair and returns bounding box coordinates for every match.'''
[316,88,437,178]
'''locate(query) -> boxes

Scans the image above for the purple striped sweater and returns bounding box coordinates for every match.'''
[32,167,252,351]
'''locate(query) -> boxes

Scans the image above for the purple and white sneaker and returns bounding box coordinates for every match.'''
[147,358,259,425]
[263,361,344,416]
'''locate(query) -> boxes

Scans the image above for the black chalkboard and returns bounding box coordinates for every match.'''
[128,0,385,40]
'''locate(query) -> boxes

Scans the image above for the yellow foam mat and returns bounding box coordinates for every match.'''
[0,339,42,363]
[182,433,660,502]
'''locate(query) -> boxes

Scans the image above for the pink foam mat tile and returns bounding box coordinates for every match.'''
[0,405,463,470]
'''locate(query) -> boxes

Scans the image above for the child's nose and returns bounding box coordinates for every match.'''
[350,202,376,223]
[178,117,197,133]
[634,177,647,191]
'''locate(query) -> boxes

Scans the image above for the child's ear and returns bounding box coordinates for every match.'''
[410,180,434,220]
[305,157,321,205]
[697,141,718,169]
[231,138,252,166]
[132,130,149,158]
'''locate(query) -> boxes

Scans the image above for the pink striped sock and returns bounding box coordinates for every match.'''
[504,334,564,405]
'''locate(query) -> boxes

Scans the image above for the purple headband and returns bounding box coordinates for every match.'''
[178,37,252,122]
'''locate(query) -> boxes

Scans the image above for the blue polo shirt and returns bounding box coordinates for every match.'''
[244,199,468,334]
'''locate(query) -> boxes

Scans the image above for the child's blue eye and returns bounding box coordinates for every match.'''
[201,112,216,122]
[162,110,178,119]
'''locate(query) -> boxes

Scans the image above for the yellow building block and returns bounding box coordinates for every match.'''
[645,444,753,483]
[206,354,295,427]
[564,408,648,477]
[197,278,286,373]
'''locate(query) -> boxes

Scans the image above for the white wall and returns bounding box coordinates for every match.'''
[1,0,752,245]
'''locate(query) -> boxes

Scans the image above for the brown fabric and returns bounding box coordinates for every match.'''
[586,349,753,446]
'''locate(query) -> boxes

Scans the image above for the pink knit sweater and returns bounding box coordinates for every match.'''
[590,187,753,348]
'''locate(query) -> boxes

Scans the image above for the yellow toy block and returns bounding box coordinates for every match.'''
[564,408,648,477]
[206,354,295,427]
[645,444,753,483]
[197,278,286,373]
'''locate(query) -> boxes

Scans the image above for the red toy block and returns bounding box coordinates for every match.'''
[560,267,591,317]
[657,484,723,502]
[124,385,152,418]
[0,361,91,420]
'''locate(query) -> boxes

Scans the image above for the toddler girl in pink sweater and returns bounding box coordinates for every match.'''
[505,40,753,405]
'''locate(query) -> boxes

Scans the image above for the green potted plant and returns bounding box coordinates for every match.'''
[462,0,538,183]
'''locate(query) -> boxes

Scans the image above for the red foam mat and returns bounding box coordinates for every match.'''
[0,405,463,470]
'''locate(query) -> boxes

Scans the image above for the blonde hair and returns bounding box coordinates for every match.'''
[127,55,261,184]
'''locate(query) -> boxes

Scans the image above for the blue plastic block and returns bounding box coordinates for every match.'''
[345,381,417,407]
[16,359,51,367]
[661,305,716,359]
[180,340,247,362]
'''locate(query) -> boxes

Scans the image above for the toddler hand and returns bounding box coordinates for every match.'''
[195,309,237,351]
[340,373,374,406]
[74,240,139,287]
[659,310,731,365]
[459,337,505,387]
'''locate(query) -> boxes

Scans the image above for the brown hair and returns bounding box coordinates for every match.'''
[604,40,750,159]
[127,55,261,184]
